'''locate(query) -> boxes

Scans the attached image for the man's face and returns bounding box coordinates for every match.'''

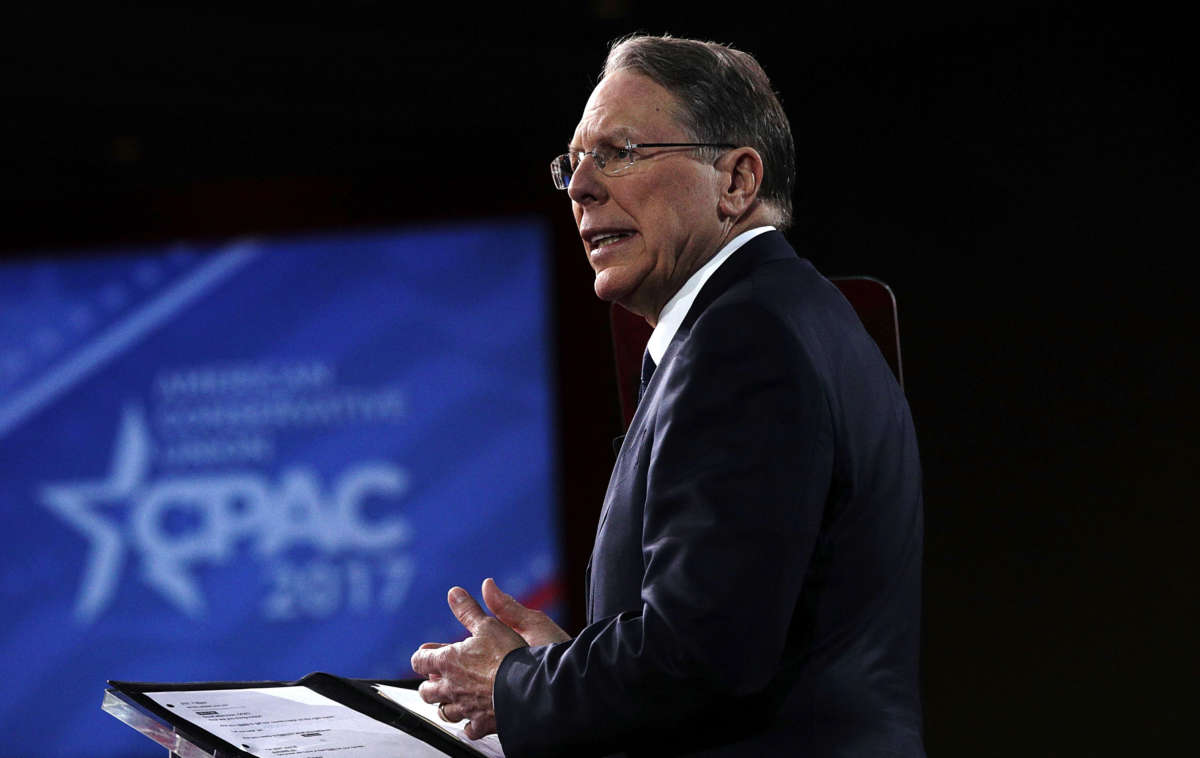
[568,70,728,320]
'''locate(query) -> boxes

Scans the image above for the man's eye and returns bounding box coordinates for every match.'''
[612,147,632,162]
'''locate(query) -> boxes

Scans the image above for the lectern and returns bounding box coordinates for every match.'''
[103,688,211,757]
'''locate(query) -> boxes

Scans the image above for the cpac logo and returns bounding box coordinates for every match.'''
[40,405,412,623]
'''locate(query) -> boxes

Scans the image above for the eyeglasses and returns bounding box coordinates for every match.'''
[551,138,736,190]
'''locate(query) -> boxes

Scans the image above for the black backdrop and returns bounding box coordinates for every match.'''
[3,2,1194,754]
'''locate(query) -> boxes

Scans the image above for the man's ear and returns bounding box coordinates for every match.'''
[717,147,764,219]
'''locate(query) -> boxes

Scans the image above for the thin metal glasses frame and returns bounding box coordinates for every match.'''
[551,139,736,190]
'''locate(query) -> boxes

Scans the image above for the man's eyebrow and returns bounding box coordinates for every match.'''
[568,128,633,151]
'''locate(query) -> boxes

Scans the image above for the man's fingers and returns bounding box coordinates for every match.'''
[411,642,447,680]
[437,701,465,723]
[481,578,516,619]
[482,577,570,646]
[482,577,539,631]
[463,714,497,740]
[411,648,429,675]
[417,678,448,705]
[447,586,490,636]
[411,644,447,676]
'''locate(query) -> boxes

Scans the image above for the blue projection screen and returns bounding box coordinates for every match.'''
[0,220,560,757]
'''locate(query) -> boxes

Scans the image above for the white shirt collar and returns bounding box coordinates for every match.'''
[645,226,775,365]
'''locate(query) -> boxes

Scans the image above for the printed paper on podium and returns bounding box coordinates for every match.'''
[105,673,505,758]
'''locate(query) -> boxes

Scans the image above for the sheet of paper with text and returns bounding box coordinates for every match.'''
[144,686,449,757]
[375,684,505,758]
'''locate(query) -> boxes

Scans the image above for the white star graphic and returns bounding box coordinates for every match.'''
[40,404,151,623]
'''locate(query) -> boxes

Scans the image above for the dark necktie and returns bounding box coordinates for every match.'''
[638,350,657,404]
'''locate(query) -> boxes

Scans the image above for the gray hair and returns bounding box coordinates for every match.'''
[601,34,796,230]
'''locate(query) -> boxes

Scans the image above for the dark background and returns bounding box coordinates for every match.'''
[3,2,1194,754]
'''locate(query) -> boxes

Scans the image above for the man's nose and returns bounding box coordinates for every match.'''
[566,155,608,205]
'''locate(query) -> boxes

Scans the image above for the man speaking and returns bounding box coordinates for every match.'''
[411,34,925,757]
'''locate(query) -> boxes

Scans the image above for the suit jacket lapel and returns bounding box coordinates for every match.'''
[587,231,798,620]
[678,229,797,337]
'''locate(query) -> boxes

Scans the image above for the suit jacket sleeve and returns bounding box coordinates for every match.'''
[494,298,834,757]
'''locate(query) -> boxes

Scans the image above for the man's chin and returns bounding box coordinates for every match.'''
[594,269,655,320]
[593,268,633,305]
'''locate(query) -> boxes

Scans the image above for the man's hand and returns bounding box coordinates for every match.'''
[481,577,571,646]
[410,582,527,739]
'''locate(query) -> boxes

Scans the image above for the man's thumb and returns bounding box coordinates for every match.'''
[482,577,527,628]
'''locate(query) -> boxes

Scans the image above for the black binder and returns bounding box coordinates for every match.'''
[105,672,496,758]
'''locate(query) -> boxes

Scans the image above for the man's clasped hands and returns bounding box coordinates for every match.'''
[410,578,570,739]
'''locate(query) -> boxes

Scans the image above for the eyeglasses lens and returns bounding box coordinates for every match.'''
[551,155,571,190]
[551,144,633,189]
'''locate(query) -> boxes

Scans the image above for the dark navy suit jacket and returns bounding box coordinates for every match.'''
[495,232,925,756]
